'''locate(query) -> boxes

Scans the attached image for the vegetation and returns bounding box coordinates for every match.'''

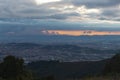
[80,74,120,80]
[103,54,120,74]
[0,53,120,80]
[70,54,120,80]
[0,55,33,80]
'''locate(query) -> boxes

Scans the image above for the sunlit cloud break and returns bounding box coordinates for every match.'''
[35,0,61,5]
[42,30,120,36]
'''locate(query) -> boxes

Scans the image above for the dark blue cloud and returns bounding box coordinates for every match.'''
[0,19,120,36]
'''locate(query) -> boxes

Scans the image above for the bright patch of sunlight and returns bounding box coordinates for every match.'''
[35,0,61,5]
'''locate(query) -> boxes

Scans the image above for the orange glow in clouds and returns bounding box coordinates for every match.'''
[42,30,120,36]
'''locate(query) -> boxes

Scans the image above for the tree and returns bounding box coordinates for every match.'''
[0,55,33,80]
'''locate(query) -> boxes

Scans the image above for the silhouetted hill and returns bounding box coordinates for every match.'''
[79,54,120,80]
[27,60,106,80]
[27,53,120,80]
[103,54,120,74]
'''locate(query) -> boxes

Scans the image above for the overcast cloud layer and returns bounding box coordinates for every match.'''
[0,0,120,36]
[0,0,120,23]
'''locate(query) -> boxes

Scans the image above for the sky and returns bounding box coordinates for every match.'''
[0,0,120,36]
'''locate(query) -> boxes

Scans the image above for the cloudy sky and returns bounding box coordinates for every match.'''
[0,0,120,36]
[0,0,120,22]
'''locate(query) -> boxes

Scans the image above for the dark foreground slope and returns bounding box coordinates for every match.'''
[27,60,106,80]
[27,53,120,80]
[80,54,120,80]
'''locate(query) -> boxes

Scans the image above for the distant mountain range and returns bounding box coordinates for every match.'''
[0,35,120,44]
